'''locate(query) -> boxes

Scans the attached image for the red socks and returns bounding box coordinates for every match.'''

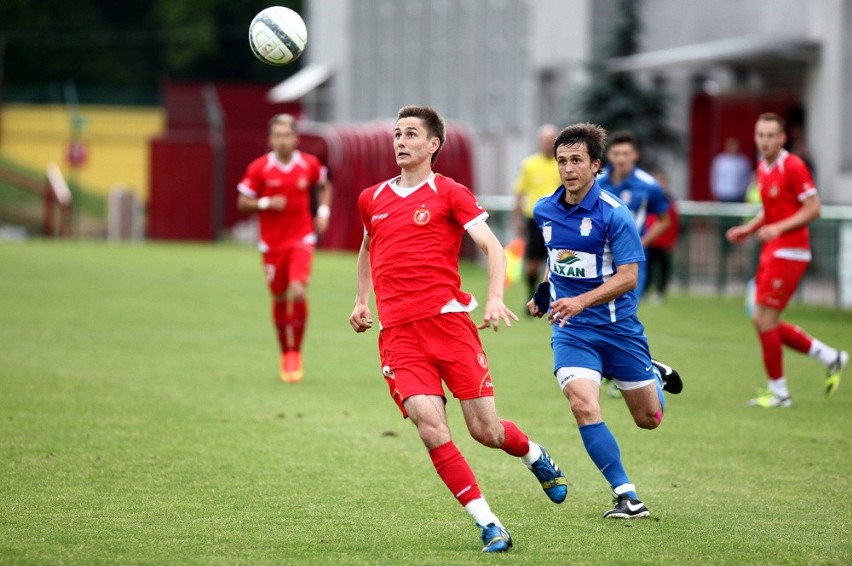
[759,323,815,380]
[273,299,289,351]
[272,298,308,352]
[429,423,530,508]
[778,322,812,354]
[499,420,530,458]
[291,299,307,351]
[759,327,783,380]
[429,442,481,506]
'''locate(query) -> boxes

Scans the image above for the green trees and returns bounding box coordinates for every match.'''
[0,0,303,103]
[572,0,680,164]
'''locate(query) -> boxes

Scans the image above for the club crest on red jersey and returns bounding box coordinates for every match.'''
[477,352,488,368]
[298,176,309,190]
[413,208,431,225]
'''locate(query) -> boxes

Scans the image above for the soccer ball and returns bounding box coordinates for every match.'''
[249,6,308,66]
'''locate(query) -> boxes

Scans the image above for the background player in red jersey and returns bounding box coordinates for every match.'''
[348,105,567,553]
[726,112,847,407]
[237,114,333,383]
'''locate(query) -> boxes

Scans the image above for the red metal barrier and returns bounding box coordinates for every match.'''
[147,82,477,252]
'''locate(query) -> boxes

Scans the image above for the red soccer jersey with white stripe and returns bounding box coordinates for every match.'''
[757,150,816,258]
[358,173,488,329]
[238,150,327,252]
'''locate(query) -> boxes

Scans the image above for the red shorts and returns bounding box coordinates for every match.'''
[262,243,314,296]
[755,251,809,311]
[377,312,494,418]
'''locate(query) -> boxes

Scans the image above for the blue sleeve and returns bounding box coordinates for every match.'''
[648,183,670,215]
[609,205,645,265]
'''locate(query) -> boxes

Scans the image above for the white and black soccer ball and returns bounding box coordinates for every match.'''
[249,6,307,66]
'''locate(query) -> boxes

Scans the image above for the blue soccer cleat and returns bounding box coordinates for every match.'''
[528,446,568,503]
[477,522,512,553]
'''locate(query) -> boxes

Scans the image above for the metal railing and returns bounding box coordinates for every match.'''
[478,196,852,309]
[0,162,72,237]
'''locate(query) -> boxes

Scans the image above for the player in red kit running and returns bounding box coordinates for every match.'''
[238,114,332,383]
[727,113,847,407]
[348,105,567,553]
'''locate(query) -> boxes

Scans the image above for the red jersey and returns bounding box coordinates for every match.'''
[358,173,489,329]
[646,199,679,251]
[757,150,817,261]
[238,150,327,252]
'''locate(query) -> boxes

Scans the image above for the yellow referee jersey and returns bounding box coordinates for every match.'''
[514,153,561,218]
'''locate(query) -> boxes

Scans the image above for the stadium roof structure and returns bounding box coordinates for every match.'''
[606,35,821,73]
[267,64,333,103]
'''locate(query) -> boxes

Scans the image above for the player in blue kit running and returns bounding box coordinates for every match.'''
[597,131,674,398]
[528,123,682,519]
[596,130,671,301]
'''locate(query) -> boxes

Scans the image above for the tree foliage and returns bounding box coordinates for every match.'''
[0,0,304,104]
[572,0,680,164]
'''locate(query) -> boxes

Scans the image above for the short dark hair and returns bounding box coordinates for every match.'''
[397,105,446,165]
[757,112,786,131]
[608,130,638,149]
[553,123,607,163]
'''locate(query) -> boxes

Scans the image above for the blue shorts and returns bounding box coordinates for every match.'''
[551,315,654,382]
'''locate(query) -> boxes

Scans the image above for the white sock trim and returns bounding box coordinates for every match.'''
[521,441,542,467]
[809,338,838,367]
[465,498,501,528]
[613,483,636,496]
[768,377,789,398]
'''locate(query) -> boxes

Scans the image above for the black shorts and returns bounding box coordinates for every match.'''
[524,217,547,261]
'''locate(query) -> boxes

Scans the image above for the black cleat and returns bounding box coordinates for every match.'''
[652,359,682,394]
[603,494,650,519]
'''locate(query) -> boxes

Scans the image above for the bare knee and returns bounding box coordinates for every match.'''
[288,281,307,301]
[414,420,451,449]
[634,414,661,430]
[468,421,503,448]
[569,397,599,424]
[632,407,663,430]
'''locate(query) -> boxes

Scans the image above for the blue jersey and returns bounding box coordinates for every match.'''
[597,165,669,237]
[533,182,645,327]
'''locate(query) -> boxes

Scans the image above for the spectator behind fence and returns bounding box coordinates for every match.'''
[644,171,680,303]
[710,137,753,202]
[725,112,847,408]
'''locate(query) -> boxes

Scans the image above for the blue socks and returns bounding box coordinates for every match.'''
[579,422,636,498]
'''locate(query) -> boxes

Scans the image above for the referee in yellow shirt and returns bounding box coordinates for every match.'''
[513,124,561,304]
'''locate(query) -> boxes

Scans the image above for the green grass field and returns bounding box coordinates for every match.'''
[2,241,850,565]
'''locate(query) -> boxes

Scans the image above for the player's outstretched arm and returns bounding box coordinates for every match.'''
[467,222,519,331]
[349,234,374,333]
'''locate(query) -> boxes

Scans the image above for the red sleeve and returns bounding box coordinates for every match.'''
[444,177,488,229]
[238,158,263,197]
[302,153,326,186]
[788,156,816,200]
[358,188,373,237]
